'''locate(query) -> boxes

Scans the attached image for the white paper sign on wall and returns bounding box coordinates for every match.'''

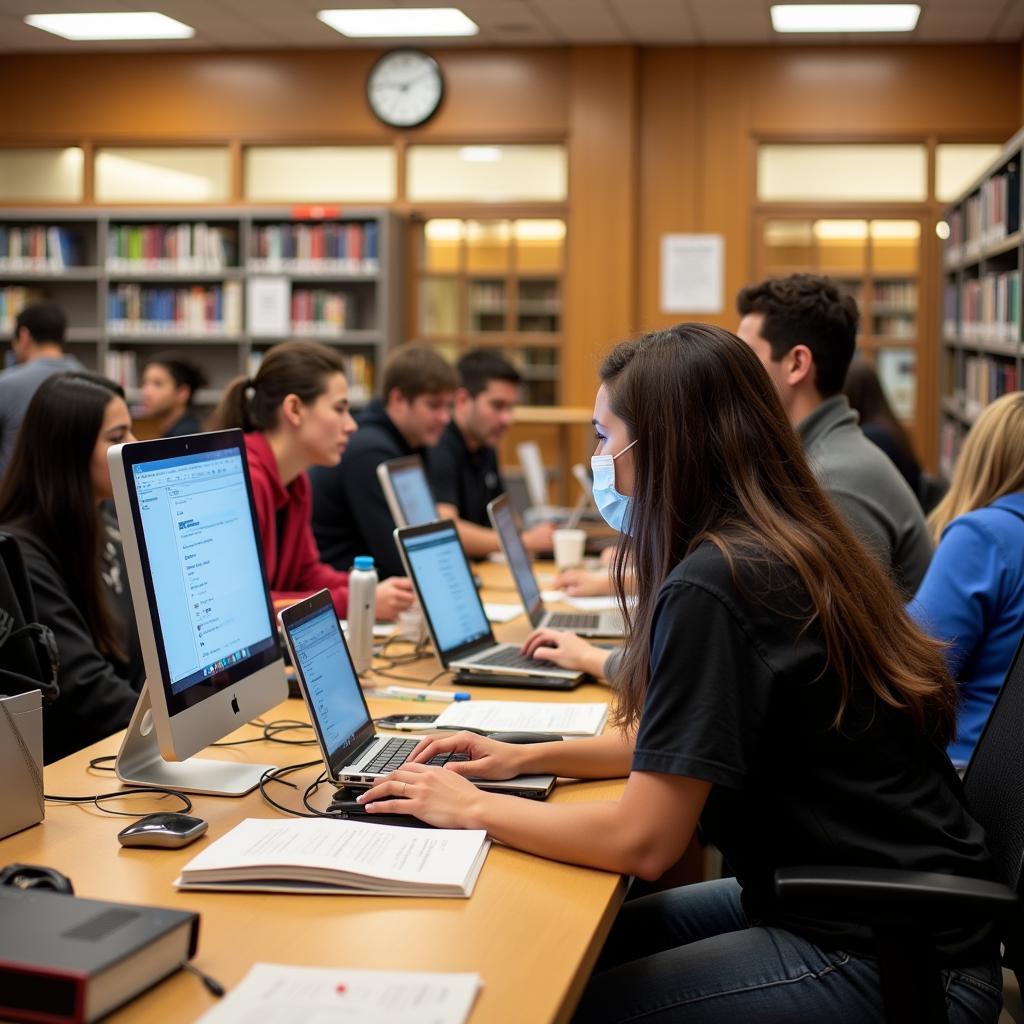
[660,234,724,314]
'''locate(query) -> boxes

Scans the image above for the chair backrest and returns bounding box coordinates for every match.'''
[963,631,1024,896]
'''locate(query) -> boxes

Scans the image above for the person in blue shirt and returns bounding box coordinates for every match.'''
[909,390,1024,769]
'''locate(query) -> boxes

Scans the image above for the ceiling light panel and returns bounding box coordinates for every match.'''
[24,12,195,40]
[770,5,920,33]
[317,8,479,38]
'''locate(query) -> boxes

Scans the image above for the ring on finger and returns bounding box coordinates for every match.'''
[402,781,408,797]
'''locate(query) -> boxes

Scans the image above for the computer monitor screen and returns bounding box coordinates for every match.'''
[389,462,437,526]
[122,438,279,716]
[490,498,542,616]
[399,523,491,655]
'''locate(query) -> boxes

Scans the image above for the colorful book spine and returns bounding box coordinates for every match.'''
[107,281,242,335]
[0,286,46,330]
[249,222,380,273]
[0,225,81,270]
[106,223,238,271]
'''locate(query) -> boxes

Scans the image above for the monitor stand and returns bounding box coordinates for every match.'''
[116,684,275,797]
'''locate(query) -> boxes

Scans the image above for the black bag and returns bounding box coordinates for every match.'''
[0,533,59,702]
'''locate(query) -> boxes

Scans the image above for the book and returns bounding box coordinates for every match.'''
[434,700,609,737]
[0,886,198,1024]
[197,963,481,1024]
[175,817,490,898]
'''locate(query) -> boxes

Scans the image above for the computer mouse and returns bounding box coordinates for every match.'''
[489,731,560,744]
[117,812,209,849]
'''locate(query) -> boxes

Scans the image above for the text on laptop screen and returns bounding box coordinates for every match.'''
[287,604,367,760]
[493,501,542,612]
[132,448,276,694]
[391,464,437,526]
[403,526,491,653]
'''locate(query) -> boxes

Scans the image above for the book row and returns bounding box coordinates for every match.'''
[0,226,82,270]
[107,283,243,336]
[946,160,1021,259]
[107,223,239,271]
[958,273,1022,344]
[946,354,1021,413]
[0,286,46,331]
[249,222,379,272]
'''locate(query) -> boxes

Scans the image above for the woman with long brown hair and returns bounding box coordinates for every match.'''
[910,390,1024,770]
[356,324,1000,1021]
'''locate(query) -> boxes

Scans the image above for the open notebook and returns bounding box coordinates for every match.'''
[175,818,490,898]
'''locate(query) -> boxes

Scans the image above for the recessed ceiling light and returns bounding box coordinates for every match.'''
[770,4,920,33]
[317,8,478,38]
[24,12,195,40]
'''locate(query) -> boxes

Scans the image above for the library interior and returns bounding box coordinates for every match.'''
[2,2,1024,1022]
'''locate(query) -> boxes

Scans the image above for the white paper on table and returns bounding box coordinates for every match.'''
[340,619,396,639]
[196,963,481,1024]
[483,602,523,624]
[434,700,608,737]
[540,591,620,612]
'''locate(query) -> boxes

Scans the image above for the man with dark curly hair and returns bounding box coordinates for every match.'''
[737,273,931,593]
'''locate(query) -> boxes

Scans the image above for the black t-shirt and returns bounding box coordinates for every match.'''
[309,399,424,579]
[427,421,504,528]
[633,541,995,961]
[163,412,202,438]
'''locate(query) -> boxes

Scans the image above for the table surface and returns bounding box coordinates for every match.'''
[2,562,626,1024]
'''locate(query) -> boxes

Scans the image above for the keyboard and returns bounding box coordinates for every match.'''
[473,646,548,671]
[363,736,469,775]
[546,612,601,630]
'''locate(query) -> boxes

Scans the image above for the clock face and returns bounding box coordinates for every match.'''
[367,49,444,129]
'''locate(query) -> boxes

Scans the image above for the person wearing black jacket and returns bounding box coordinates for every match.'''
[0,373,141,763]
[310,345,457,579]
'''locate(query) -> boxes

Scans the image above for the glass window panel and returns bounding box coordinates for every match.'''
[467,279,507,332]
[875,347,916,420]
[936,144,1004,203]
[466,220,511,274]
[420,278,459,336]
[514,219,565,273]
[423,219,463,272]
[873,279,917,339]
[763,220,813,271]
[0,148,83,202]
[407,144,567,202]
[517,279,560,333]
[96,147,230,203]
[871,219,920,274]
[244,146,396,203]
[814,219,867,272]
[757,144,927,202]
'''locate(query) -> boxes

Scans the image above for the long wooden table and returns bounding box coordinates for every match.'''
[0,563,626,1023]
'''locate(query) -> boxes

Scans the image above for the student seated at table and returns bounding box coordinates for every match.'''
[428,349,554,558]
[360,324,1000,1023]
[208,341,413,620]
[909,390,1024,771]
[310,345,457,580]
[0,373,142,763]
[138,351,206,438]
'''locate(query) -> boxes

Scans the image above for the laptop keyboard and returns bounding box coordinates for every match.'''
[474,647,549,671]
[546,612,601,630]
[363,736,469,775]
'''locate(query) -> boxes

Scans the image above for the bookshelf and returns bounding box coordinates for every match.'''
[938,128,1022,479]
[756,215,925,446]
[0,207,403,411]
[412,217,565,405]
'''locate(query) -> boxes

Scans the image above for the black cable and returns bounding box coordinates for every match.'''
[181,960,225,998]
[210,718,315,747]
[255,759,325,817]
[367,665,453,685]
[44,786,193,816]
[88,754,116,772]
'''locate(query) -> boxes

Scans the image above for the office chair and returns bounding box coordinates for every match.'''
[775,633,1024,1023]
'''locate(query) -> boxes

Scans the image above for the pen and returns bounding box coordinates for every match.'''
[382,685,471,703]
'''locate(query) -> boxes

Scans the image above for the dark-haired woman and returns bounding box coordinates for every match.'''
[0,373,141,763]
[356,325,1000,1021]
[208,340,413,621]
[138,351,206,438]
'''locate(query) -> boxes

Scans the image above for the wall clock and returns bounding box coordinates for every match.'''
[367,49,444,129]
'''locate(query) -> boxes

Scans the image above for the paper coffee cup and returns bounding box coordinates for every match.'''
[552,528,587,571]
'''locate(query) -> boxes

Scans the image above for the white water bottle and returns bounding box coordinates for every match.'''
[348,555,378,676]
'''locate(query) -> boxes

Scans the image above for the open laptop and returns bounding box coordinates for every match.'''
[279,588,555,798]
[515,441,573,526]
[377,455,438,529]
[394,520,584,688]
[487,494,625,638]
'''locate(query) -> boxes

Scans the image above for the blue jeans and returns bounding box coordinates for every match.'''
[572,878,1002,1023]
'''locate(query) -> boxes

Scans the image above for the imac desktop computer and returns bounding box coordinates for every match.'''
[108,429,287,796]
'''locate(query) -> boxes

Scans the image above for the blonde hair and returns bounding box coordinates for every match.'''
[929,391,1024,543]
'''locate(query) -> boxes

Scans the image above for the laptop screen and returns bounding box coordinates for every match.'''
[390,462,437,526]
[401,524,491,655]
[491,499,543,621]
[285,601,371,767]
[131,446,278,700]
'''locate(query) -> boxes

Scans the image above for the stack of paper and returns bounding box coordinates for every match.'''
[197,963,481,1024]
[175,818,490,898]
[434,701,608,737]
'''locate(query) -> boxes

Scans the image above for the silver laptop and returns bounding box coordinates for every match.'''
[278,588,555,798]
[487,495,625,639]
[393,519,583,684]
[377,455,438,529]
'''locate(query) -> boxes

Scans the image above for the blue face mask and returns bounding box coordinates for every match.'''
[591,438,638,535]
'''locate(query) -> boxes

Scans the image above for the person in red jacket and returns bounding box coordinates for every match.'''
[208,340,414,620]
